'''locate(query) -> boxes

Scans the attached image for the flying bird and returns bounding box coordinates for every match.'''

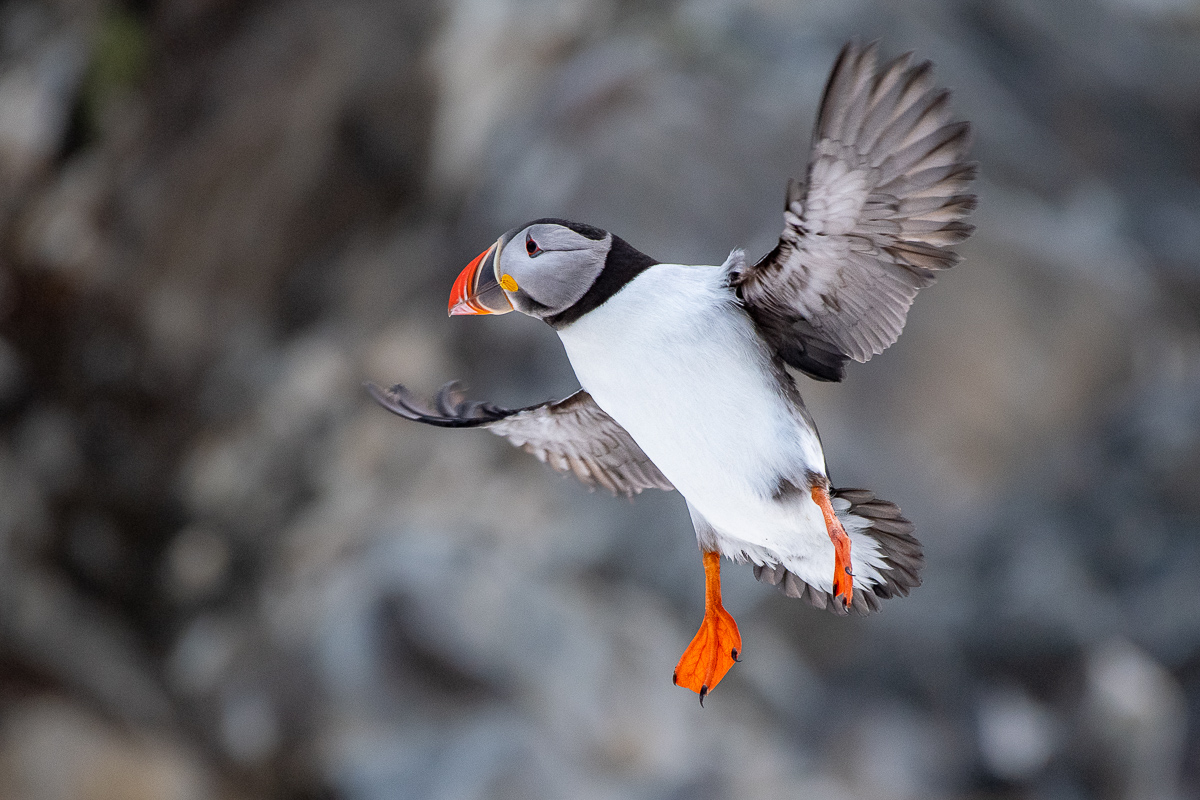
[370,41,976,702]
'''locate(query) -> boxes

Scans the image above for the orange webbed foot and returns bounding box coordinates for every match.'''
[812,483,854,609]
[673,551,742,704]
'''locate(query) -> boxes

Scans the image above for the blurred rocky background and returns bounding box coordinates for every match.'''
[0,0,1196,798]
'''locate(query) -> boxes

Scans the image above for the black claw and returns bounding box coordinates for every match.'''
[845,566,854,575]
[672,671,678,686]
[731,648,740,662]
[699,685,708,707]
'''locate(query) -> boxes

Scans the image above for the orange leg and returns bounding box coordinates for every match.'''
[811,484,853,609]
[673,550,742,704]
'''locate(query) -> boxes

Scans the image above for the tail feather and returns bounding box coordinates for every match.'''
[752,488,924,616]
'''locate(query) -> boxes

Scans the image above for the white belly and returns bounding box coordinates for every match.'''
[557,263,829,561]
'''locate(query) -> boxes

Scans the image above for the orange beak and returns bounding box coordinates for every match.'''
[448,238,514,316]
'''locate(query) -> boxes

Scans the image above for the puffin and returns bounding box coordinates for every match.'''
[370,41,975,702]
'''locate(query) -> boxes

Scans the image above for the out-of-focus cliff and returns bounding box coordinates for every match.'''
[0,1,1197,798]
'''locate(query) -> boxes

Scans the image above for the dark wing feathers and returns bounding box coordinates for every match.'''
[367,381,673,497]
[752,488,924,617]
[734,40,977,380]
[368,380,516,428]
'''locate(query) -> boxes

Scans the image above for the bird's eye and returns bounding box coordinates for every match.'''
[525,235,542,257]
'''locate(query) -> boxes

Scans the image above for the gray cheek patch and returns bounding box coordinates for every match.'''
[518,256,594,310]
[511,290,553,317]
[505,235,611,317]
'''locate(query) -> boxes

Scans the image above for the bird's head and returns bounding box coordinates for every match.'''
[448,219,612,321]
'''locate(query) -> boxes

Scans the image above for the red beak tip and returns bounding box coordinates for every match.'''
[447,240,514,317]
[446,241,511,319]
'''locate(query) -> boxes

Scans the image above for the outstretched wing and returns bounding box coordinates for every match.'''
[367,381,674,497]
[733,41,977,382]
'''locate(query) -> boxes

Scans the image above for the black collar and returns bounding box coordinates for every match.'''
[546,235,659,328]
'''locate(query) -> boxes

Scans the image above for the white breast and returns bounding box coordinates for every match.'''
[556,263,828,557]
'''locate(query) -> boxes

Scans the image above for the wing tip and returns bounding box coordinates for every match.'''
[366,380,427,421]
[366,379,516,428]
